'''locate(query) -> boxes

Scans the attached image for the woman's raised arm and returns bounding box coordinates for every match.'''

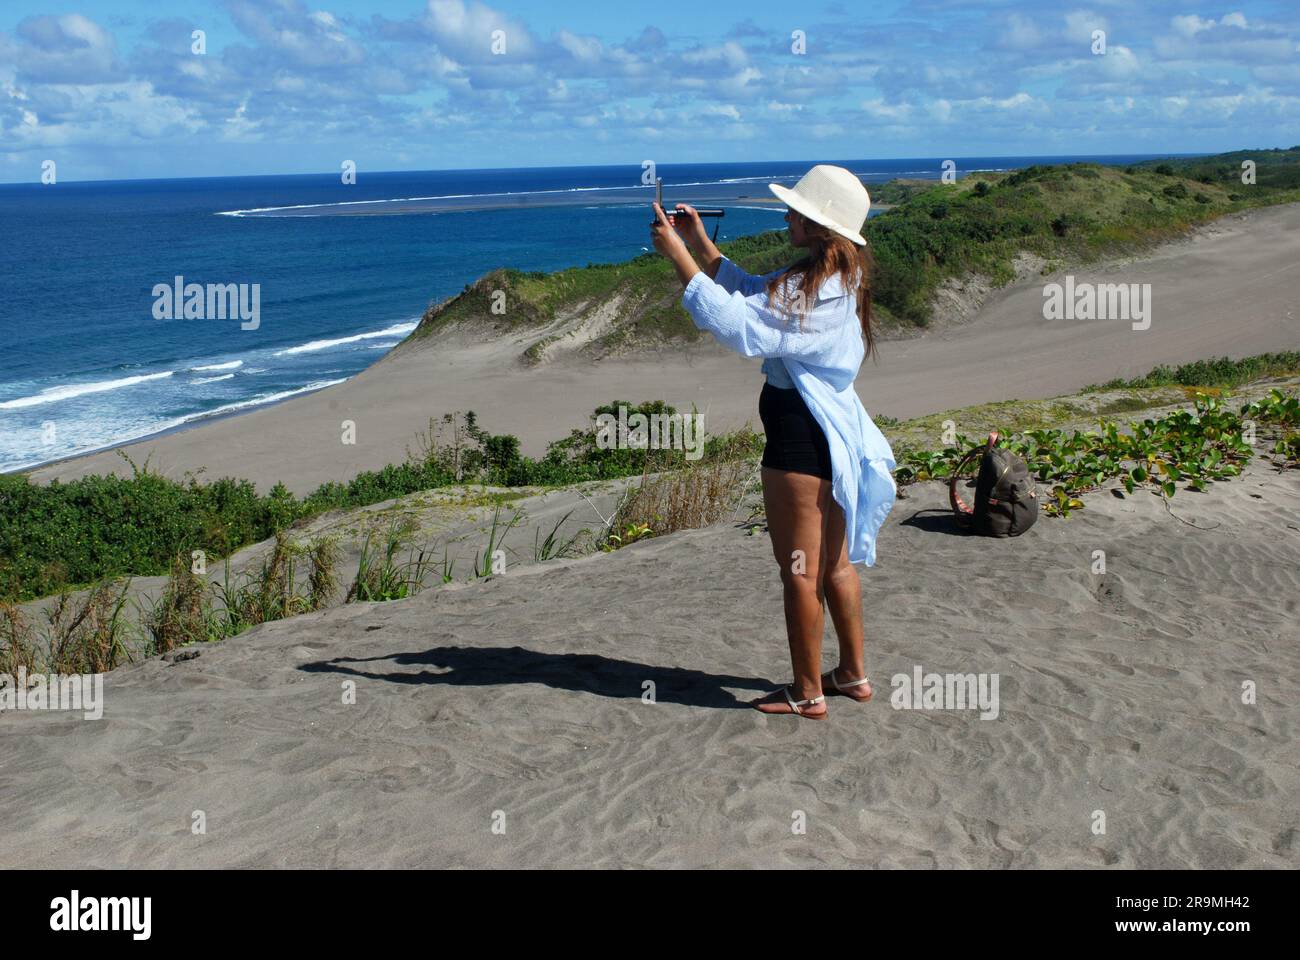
[711,256,789,297]
[681,272,850,365]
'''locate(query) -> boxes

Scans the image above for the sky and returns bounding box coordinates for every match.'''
[0,0,1297,183]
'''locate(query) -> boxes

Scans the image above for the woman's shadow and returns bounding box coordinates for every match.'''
[300,646,774,710]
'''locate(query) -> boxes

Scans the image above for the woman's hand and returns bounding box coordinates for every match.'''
[669,204,712,254]
[650,202,689,259]
[651,202,702,288]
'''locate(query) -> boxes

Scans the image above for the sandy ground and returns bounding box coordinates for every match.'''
[24,203,1300,496]
[2,458,1296,868]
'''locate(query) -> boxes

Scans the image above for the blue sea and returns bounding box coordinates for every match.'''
[0,155,1187,473]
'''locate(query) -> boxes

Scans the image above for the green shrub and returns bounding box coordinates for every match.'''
[895,391,1295,516]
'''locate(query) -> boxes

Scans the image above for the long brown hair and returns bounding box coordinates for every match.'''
[764,213,876,359]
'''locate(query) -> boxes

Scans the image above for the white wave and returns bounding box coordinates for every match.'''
[0,379,350,473]
[273,321,417,357]
[716,175,795,184]
[0,371,174,410]
[214,175,816,217]
[191,360,243,372]
[218,184,625,217]
[366,342,402,350]
[193,373,236,384]
[198,379,348,417]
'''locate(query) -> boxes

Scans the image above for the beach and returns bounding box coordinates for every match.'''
[10,0,1300,908]
[24,202,1300,496]
[2,453,1296,868]
[3,182,1299,872]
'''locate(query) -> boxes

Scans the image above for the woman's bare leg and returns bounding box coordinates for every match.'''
[755,466,831,715]
[820,498,868,692]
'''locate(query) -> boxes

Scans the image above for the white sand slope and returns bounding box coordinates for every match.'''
[3,460,1296,868]
[23,203,1300,495]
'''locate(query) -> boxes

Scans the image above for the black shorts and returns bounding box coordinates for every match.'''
[758,382,833,481]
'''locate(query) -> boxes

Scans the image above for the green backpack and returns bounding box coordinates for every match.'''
[948,432,1039,537]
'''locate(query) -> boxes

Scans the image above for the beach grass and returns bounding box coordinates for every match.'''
[43,579,135,674]
[1,582,138,677]
[1081,351,1300,391]
[604,434,762,550]
[0,402,761,603]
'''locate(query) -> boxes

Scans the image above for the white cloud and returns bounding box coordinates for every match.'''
[1064,11,1109,41]
[423,0,537,61]
[1099,44,1141,78]
[1001,14,1045,50]
[557,30,602,63]
[1171,15,1214,38]
[11,14,121,84]
[2,0,1297,179]
[699,104,742,121]
[861,98,912,120]
[1161,95,1189,118]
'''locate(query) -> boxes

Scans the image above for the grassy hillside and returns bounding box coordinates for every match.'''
[400,231,794,358]
[1131,146,1300,191]
[402,148,1300,356]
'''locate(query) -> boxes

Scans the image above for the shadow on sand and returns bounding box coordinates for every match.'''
[899,507,969,536]
[301,645,775,710]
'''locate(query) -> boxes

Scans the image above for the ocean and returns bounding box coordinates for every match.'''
[0,154,1186,473]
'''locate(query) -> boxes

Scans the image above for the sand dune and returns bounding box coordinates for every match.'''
[24,203,1300,496]
[3,459,1296,868]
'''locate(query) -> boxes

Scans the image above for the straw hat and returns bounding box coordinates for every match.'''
[769,165,871,245]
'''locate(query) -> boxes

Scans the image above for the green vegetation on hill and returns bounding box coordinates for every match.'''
[403,230,795,353]
[0,404,763,603]
[1082,352,1300,392]
[867,158,1300,324]
[867,180,935,206]
[403,149,1300,347]
[1133,146,1300,193]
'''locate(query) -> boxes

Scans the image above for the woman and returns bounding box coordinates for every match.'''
[651,164,896,720]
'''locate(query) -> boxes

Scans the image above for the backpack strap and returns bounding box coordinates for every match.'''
[949,432,1000,519]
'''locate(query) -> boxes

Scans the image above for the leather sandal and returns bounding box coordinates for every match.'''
[754,685,827,720]
[821,668,872,702]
